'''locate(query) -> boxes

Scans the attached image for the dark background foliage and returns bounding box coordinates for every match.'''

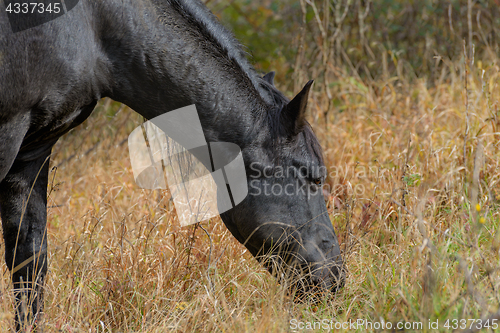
[207,0,499,87]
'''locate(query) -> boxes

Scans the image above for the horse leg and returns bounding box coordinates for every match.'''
[0,150,52,331]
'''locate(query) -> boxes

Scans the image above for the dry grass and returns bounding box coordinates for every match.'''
[1,2,500,332]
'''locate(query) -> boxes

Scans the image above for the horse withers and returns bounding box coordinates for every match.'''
[0,0,344,329]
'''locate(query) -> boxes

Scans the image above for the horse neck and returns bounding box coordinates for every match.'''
[98,0,271,147]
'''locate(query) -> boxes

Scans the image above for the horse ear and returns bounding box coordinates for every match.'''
[281,80,314,136]
[263,71,276,85]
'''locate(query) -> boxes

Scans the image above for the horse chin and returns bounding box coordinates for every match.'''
[288,272,345,303]
[259,254,345,302]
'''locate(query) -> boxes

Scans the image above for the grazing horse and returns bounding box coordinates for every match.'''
[0,0,344,329]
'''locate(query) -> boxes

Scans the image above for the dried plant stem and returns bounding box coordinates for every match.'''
[463,40,470,185]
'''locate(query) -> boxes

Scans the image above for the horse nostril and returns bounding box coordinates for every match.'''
[321,239,332,248]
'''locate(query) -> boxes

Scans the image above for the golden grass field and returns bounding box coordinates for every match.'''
[1,1,500,332]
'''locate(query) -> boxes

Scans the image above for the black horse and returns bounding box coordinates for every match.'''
[0,0,344,329]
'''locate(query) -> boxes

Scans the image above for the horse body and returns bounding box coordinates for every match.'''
[0,0,344,329]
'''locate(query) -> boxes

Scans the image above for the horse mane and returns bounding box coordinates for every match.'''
[167,0,264,93]
[168,0,323,162]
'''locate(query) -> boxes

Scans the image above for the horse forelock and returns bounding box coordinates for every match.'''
[259,81,324,165]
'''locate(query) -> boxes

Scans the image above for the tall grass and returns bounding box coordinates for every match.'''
[1,0,499,332]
